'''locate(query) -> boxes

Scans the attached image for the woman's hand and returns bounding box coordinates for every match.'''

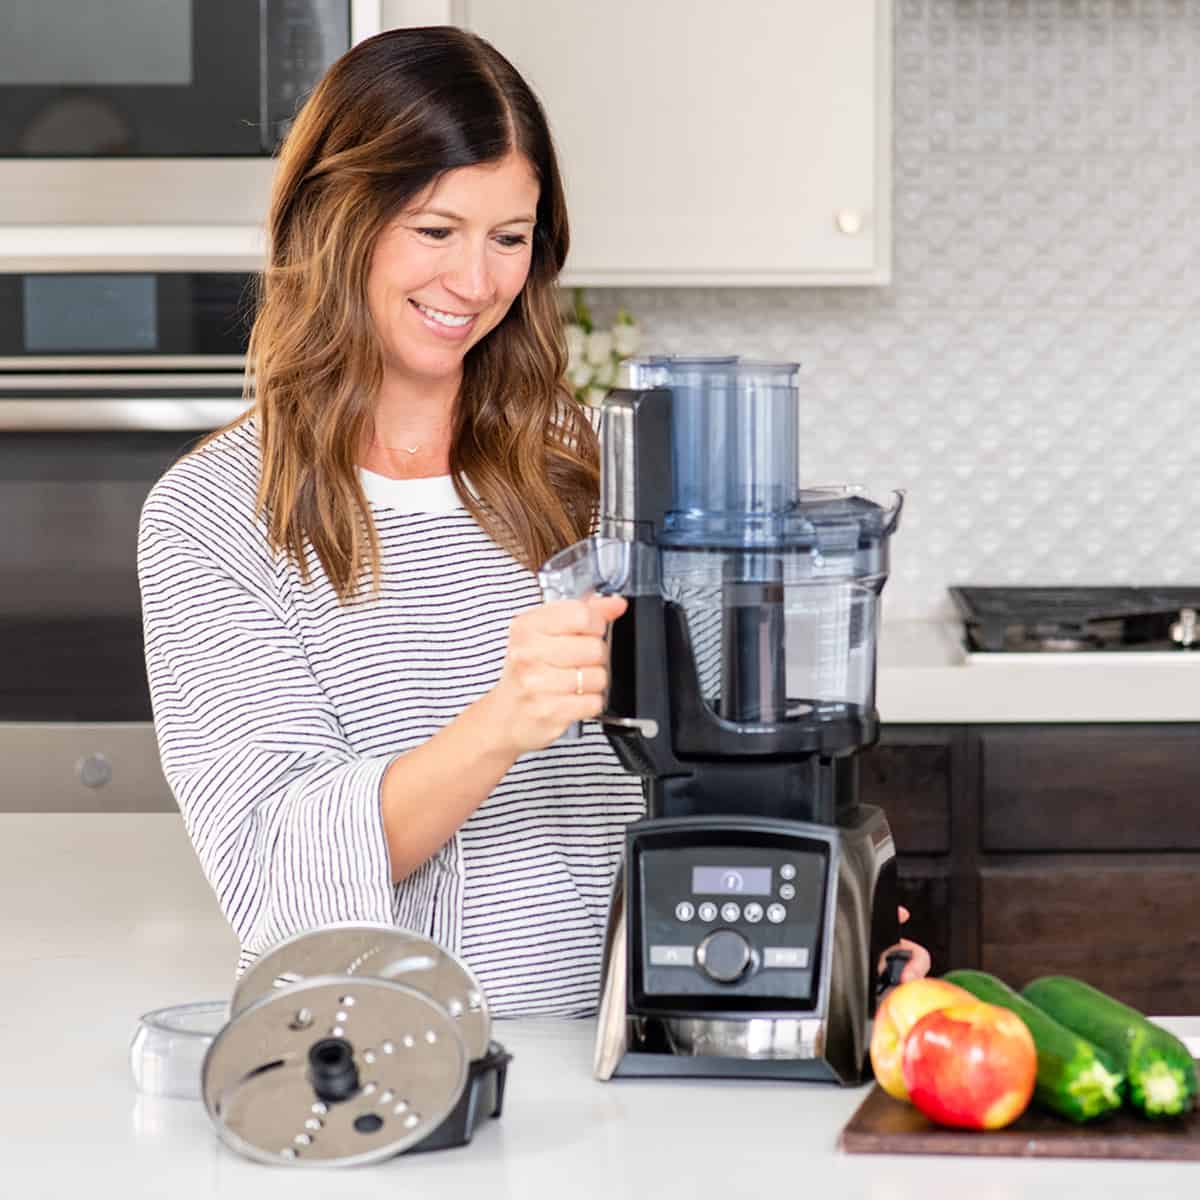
[879,906,932,984]
[487,593,627,754]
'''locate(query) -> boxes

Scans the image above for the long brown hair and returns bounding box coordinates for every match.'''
[237,26,596,599]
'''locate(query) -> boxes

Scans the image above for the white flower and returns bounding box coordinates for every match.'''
[593,357,618,387]
[585,330,614,365]
[613,321,641,357]
[564,323,586,370]
[586,386,609,407]
[569,361,594,389]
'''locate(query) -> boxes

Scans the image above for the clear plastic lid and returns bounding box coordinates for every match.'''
[540,488,903,600]
[130,1000,228,1100]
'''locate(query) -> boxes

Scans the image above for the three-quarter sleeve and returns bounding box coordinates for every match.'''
[137,504,396,963]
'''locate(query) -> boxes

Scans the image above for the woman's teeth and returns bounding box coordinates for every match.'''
[414,301,473,328]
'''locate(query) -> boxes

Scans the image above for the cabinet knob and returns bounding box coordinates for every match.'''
[835,209,865,236]
[77,752,112,789]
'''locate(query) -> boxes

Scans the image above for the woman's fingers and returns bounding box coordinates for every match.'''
[533,595,626,636]
[586,593,628,623]
[528,630,610,669]
[549,665,608,696]
[496,595,627,752]
[509,596,624,673]
[897,938,931,982]
[883,909,930,981]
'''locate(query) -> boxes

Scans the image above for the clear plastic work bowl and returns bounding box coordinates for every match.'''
[130,1000,229,1100]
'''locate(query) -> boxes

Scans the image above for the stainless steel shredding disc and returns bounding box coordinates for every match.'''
[203,975,469,1167]
[231,923,491,1060]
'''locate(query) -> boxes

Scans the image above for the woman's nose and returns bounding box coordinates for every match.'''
[443,240,493,305]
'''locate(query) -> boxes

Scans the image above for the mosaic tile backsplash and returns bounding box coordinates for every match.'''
[587,0,1200,621]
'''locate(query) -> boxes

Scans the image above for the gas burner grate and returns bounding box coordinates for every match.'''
[948,587,1200,653]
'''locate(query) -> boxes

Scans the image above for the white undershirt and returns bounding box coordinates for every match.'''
[358,469,463,512]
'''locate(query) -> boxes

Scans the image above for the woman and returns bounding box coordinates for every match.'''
[138,27,927,1016]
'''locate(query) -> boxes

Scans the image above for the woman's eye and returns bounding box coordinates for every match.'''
[416,227,452,240]
[495,233,529,249]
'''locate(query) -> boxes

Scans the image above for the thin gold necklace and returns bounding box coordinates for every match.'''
[372,435,444,456]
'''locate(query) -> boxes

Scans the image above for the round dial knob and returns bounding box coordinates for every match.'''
[697,929,753,984]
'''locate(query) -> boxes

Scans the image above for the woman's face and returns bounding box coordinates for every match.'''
[367,150,540,392]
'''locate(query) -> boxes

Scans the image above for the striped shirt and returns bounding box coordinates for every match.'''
[137,420,645,1016]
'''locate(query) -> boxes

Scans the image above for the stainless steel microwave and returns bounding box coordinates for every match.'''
[0,1,383,226]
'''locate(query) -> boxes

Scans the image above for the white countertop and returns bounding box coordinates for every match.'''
[4,812,1200,1199]
[876,621,1200,722]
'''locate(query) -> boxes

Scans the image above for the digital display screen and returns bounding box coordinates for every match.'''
[691,866,773,897]
[3,0,192,85]
[24,274,157,353]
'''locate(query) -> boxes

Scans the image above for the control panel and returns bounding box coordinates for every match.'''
[632,828,830,1009]
[264,1,351,148]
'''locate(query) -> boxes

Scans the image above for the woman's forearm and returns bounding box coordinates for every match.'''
[380,593,625,884]
[379,688,518,882]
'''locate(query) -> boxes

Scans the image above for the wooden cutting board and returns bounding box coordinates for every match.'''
[840,1068,1200,1161]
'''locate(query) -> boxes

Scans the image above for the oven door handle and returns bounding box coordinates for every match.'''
[0,398,251,432]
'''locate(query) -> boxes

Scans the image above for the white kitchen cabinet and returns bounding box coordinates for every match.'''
[382,0,892,286]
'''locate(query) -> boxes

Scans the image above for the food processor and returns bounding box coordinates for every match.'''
[539,356,904,1084]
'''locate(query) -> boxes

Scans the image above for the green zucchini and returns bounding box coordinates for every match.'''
[1023,976,1198,1119]
[943,969,1125,1122]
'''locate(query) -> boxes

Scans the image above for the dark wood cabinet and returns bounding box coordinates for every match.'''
[861,722,1200,1011]
[859,727,954,856]
[979,858,1200,1013]
[894,866,952,980]
[859,726,961,976]
[980,725,1200,852]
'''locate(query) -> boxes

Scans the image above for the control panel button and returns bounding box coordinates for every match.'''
[779,863,797,881]
[764,947,810,969]
[766,903,787,924]
[778,882,796,901]
[675,901,695,922]
[649,945,695,967]
[720,902,741,923]
[743,902,764,923]
[698,902,718,922]
[696,930,753,983]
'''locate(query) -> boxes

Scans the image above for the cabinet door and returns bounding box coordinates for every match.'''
[895,867,951,977]
[980,725,1200,853]
[858,728,953,856]
[979,860,1200,1014]
[858,730,957,974]
[386,0,891,285]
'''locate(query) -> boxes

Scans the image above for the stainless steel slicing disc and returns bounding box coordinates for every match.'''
[231,923,491,1060]
[203,975,469,1167]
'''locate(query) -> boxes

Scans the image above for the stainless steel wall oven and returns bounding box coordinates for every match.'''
[1,271,253,810]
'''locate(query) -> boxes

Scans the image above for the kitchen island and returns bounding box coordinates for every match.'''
[3,812,1199,1199]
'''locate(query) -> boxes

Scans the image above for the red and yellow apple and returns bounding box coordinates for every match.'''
[870,978,975,1101]
[901,1002,1037,1130]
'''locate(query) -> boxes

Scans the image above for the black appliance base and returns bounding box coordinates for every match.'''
[613,1049,845,1083]
[405,1042,512,1155]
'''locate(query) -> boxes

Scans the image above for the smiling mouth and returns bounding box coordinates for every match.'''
[411,300,477,328]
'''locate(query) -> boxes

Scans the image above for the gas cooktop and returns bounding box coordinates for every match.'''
[949,587,1200,654]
